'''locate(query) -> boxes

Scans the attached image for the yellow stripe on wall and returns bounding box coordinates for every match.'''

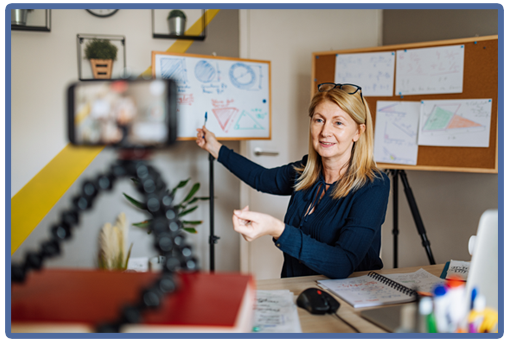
[11,9,221,255]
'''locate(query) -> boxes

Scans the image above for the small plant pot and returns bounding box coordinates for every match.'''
[90,59,113,79]
[168,17,186,36]
[11,9,29,25]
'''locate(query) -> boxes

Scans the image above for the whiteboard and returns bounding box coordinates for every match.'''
[152,52,271,140]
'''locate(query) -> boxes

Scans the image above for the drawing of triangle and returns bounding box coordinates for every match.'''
[423,107,453,131]
[212,107,239,131]
[234,111,264,130]
[378,103,399,113]
[447,114,482,129]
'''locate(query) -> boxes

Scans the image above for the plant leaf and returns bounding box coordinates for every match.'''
[130,177,140,186]
[178,205,198,217]
[173,204,184,210]
[132,220,151,229]
[187,197,200,205]
[170,178,191,196]
[183,227,197,234]
[197,197,211,201]
[123,243,134,270]
[183,183,200,203]
[123,193,146,210]
[182,220,203,225]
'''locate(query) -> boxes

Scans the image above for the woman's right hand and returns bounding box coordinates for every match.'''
[196,126,222,159]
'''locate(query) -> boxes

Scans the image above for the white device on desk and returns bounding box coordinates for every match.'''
[465,209,498,311]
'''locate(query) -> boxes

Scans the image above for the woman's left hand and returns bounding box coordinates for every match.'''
[232,206,285,242]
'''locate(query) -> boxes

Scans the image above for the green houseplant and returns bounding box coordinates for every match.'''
[167,9,187,36]
[123,177,209,234]
[84,38,118,79]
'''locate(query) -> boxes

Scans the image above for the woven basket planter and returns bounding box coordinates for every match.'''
[90,59,113,79]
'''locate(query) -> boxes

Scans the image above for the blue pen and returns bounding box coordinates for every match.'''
[202,112,207,138]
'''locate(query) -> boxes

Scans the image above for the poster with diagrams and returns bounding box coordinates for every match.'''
[334,51,395,96]
[152,52,271,139]
[395,45,465,96]
[418,99,492,147]
[374,101,420,165]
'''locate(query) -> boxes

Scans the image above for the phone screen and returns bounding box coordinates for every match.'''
[68,79,176,148]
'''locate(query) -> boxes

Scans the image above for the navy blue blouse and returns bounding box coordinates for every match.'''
[218,146,390,279]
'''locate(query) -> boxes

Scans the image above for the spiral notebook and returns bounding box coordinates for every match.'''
[317,269,443,308]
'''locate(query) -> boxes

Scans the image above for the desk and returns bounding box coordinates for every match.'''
[256,264,445,333]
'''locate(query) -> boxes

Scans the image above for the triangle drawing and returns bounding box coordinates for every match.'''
[447,114,482,129]
[378,103,400,113]
[234,111,264,130]
[212,107,239,132]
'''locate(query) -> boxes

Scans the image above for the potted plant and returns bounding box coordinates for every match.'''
[11,9,33,26]
[123,177,209,234]
[167,9,186,36]
[98,212,133,271]
[84,38,118,79]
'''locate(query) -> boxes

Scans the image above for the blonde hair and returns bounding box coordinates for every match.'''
[294,86,380,199]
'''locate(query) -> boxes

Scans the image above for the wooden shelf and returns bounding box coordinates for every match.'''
[11,9,51,32]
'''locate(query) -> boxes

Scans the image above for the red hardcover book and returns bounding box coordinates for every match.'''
[11,269,255,333]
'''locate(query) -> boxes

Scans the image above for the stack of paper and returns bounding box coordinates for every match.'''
[252,290,302,333]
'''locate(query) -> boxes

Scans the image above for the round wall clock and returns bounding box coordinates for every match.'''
[86,9,119,18]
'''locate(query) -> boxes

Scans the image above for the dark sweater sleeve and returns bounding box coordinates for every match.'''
[274,176,390,279]
[217,145,301,196]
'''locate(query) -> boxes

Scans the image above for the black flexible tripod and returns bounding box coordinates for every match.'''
[388,169,436,268]
[11,156,199,332]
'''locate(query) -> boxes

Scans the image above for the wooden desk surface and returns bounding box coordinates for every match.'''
[256,264,445,333]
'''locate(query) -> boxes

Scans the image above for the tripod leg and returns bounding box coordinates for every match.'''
[391,170,399,268]
[209,153,216,272]
[208,154,221,272]
[399,170,436,265]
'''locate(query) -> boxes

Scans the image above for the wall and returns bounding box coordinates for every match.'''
[380,9,499,268]
[11,9,243,272]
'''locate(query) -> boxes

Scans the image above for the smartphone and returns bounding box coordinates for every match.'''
[67,79,177,148]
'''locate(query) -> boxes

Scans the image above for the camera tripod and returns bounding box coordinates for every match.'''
[11,155,198,332]
[388,169,436,268]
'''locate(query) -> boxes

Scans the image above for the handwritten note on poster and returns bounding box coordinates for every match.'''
[418,99,492,147]
[374,101,420,165]
[334,51,395,96]
[152,52,271,139]
[395,45,465,96]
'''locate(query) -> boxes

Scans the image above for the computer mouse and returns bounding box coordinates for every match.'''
[296,288,341,314]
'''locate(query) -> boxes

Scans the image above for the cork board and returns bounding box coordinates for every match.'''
[312,36,498,173]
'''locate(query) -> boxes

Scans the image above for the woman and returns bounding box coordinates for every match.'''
[196,83,390,279]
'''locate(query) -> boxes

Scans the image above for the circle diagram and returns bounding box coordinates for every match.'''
[229,63,256,89]
[195,60,216,83]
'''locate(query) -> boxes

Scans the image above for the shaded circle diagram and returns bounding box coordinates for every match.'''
[229,63,256,89]
[195,60,216,83]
